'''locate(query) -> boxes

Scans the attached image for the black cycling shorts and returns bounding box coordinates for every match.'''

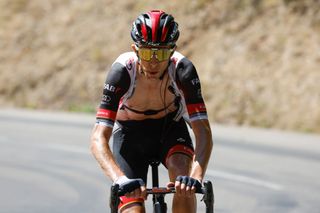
[112,110,194,183]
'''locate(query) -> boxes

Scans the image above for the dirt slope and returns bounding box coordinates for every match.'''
[1,0,319,132]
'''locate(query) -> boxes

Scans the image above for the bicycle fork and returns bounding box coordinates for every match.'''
[150,161,167,213]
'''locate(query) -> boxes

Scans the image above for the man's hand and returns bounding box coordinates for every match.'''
[114,176,147,199]
[175,175,202,197]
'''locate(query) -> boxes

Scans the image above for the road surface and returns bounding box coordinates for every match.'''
[0,109,320,213]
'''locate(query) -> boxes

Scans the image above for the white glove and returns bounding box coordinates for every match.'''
[113,175,145,196]
[114,175,130,185]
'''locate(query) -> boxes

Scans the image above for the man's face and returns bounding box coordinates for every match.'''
[132,44,175,79]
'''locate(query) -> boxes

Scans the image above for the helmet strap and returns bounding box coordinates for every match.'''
[159,68,167,80]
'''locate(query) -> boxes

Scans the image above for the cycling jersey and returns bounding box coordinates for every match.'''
[96,51,208,127]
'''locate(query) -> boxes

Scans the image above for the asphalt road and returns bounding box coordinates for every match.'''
[0,109,320,213]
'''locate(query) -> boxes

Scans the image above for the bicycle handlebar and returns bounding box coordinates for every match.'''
[146,185,206,195]
[110,180,214,213]
[146,187,175,194]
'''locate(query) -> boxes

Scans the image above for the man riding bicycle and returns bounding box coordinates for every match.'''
[90,10,213,213]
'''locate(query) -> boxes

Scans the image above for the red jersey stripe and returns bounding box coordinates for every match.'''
[187,103,207,115]
[96,109,117,121]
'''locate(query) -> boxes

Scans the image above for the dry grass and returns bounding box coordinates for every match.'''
[0,0,319,133]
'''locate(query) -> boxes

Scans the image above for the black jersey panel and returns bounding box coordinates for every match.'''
[99,62,131,112]
[175,58,205,105]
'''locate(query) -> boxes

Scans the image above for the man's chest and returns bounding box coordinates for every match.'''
[126,77,176,109]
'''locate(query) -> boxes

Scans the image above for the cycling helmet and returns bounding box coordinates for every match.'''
[131,10,180,47]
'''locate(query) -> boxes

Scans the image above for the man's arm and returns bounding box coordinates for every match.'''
[189,119,213,182]
[90,124,147,199]
[90,58,146,198]
[175,57,213,182]
[90,125,125,181]
[91,61,130,181]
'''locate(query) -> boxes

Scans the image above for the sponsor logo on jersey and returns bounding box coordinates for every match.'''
[197,89,202,98]
[177,137,186,143]
[126,57,134,70]
[191,78,200,85]
[171,57,178,64]
[104,83,116,92]
[101,95,111,104]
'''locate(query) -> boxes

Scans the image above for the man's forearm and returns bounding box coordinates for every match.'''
[190,139,212,181]
[189,120,213,181]
[90,125,124,181]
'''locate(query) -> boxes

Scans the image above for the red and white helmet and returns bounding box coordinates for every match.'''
[131,10,180,47]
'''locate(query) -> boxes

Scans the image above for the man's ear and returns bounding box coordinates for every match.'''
[132,44,141,63]
[131,44,138,53]
[170,46,177,56]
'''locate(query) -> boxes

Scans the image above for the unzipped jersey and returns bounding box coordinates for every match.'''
[96,51,208,128]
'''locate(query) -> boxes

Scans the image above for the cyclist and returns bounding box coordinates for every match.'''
[90,10,213,213]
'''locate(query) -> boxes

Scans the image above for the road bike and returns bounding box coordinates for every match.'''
[110,160,214,213]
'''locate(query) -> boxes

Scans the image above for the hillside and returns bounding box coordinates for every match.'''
[1,0,320,132]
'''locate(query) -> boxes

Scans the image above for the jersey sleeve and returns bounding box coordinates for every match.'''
[96,62,130,127]
[176,58,208,122]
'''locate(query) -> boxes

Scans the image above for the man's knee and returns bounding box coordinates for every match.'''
[165,145,194,166]
[173,194,196,213]
[167,153,192,179]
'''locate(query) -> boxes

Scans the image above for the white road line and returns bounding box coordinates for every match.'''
[206,169,284,191]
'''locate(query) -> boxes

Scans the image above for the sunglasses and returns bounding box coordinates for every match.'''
[136,46,174,62]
